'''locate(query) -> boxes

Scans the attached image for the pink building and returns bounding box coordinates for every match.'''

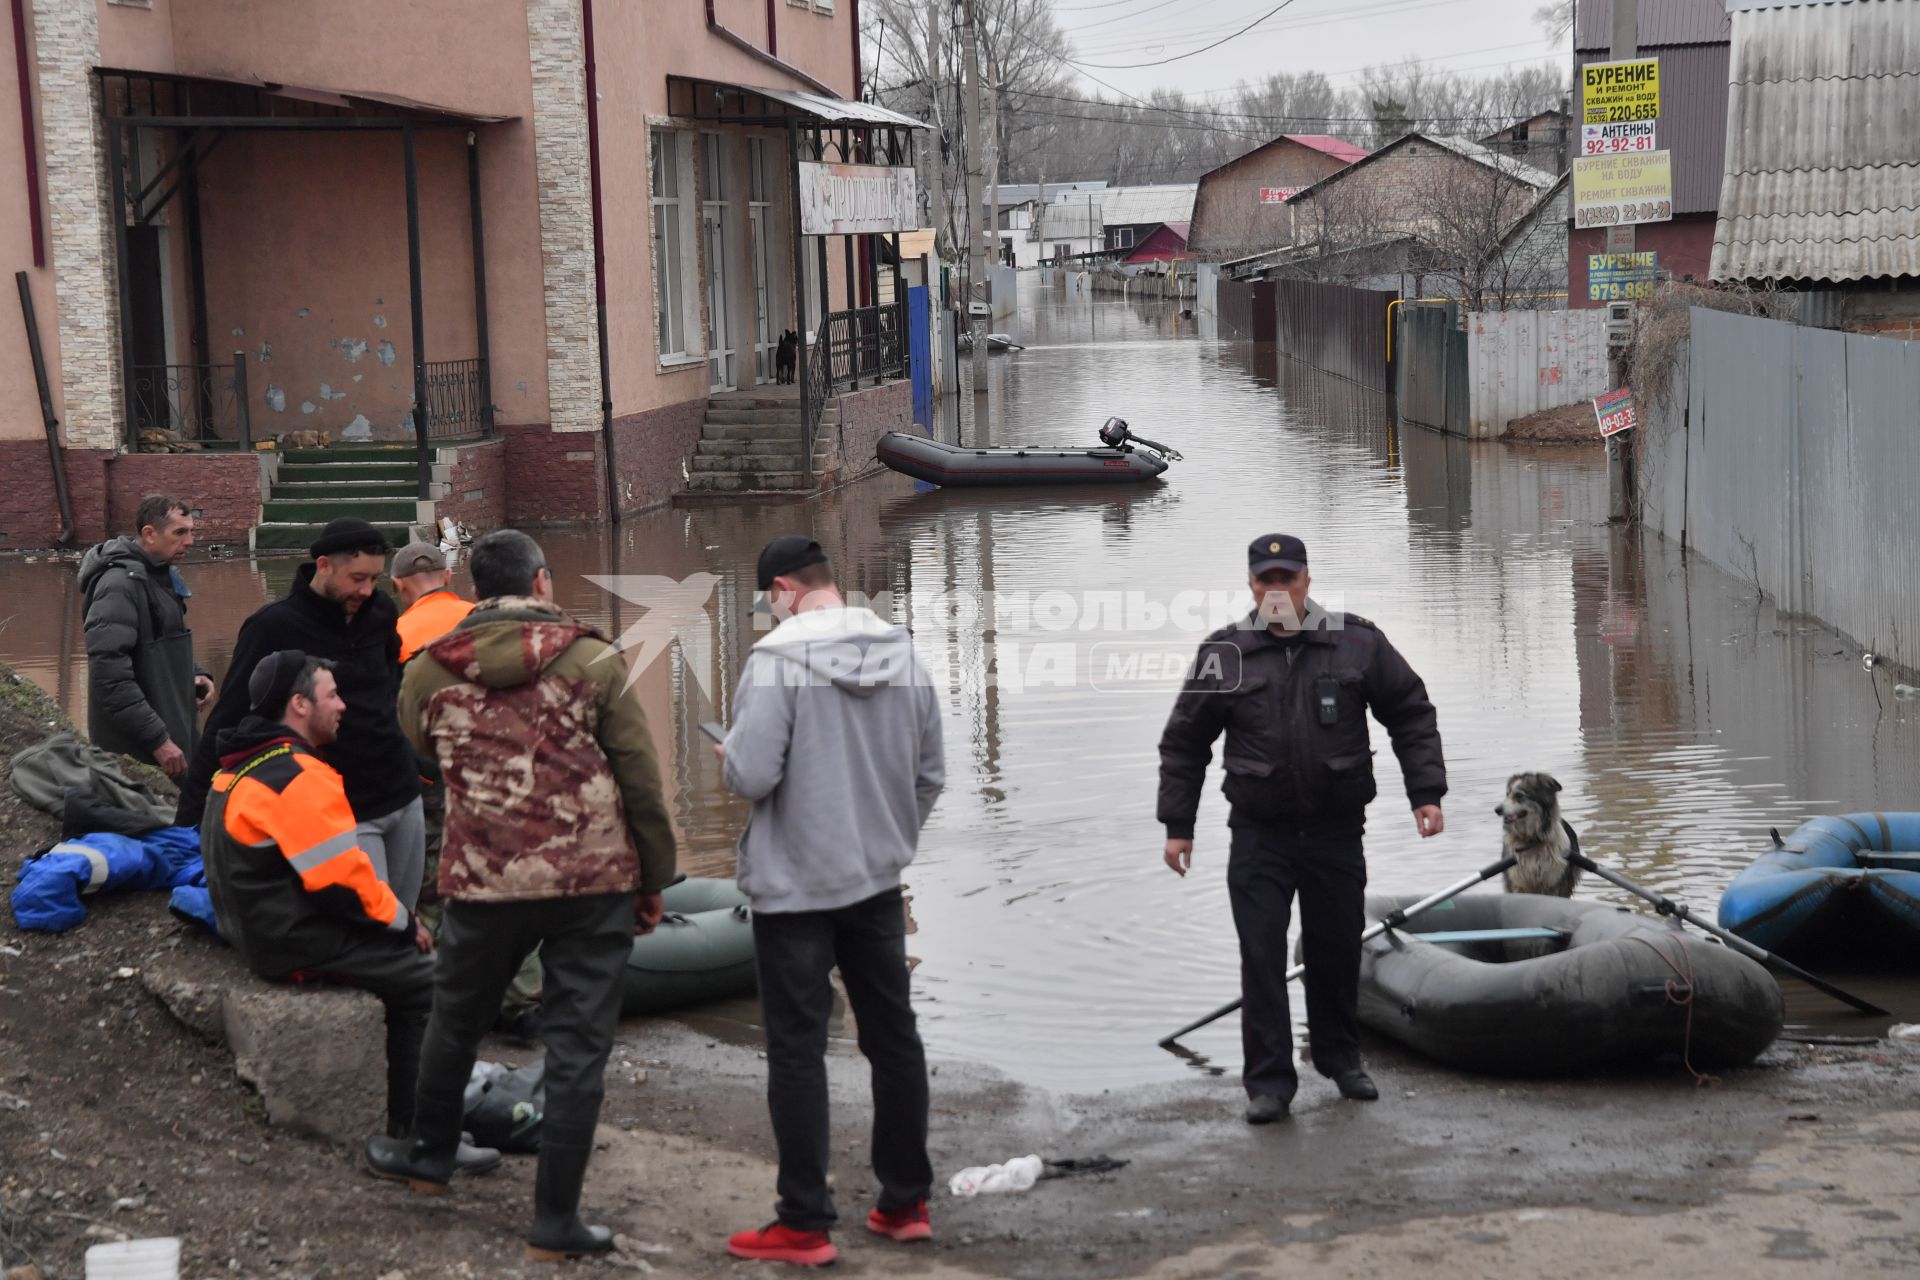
[0,0,920,551]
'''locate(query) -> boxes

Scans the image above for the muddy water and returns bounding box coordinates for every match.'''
[5,276,1918,1089]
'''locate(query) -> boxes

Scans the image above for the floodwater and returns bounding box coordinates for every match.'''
[5,274,1918,1090]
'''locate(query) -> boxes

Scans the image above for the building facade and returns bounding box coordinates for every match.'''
[1,0,917,552]
[1187,134,1367,261]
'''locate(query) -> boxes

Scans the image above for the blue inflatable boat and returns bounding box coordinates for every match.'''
[1718,814,1920,962]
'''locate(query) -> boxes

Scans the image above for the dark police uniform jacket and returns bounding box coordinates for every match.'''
[1157,607,1446,838]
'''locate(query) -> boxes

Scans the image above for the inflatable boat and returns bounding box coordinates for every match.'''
[957,332,1025,353]
[1355,893,1784,1074]
[621,877,757,1016]
[1717,814,1920,963]
[877,417,1181,488]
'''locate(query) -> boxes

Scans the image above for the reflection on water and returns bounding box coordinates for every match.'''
[4,275,1917,1089]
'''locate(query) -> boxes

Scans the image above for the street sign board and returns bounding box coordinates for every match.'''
[1572,151,1673,229]
[798,162,918,235]
[1581,57,1660,125]
[1587,251,1659,302]
[1594,387,1638,438]
[1581,119,1657,155]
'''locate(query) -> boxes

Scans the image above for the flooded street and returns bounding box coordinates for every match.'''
[6,274,1918,1091]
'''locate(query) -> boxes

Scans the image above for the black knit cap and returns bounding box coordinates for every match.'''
[307,517,391,561]
[756,535,828,591]
[248,649,310,718]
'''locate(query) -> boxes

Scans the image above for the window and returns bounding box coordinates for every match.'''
[651,131,705,366]
[652,131,685,358]
[1110,226,1134,250]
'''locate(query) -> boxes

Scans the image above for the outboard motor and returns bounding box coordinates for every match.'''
[1098,416,1183,462]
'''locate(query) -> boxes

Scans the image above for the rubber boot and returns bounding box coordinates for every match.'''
[365,1062,469,1195]
[526,1138,615,1261]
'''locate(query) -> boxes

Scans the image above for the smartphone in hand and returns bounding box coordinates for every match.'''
[698,720,727,743]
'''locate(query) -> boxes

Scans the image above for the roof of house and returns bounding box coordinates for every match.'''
[1574,0,1731,48]
[982,181,1109,208]
[1711,0,1920,283]
[1100,184,1199,226]
[1195,134,1369,188]
[1280,135,1370,164]
[1279,131,1557,207]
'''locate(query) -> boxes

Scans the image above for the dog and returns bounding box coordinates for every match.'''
[774,330,798,384]
[1495,772,1582,897]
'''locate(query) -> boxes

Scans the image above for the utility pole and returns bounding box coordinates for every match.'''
[962,0,989,401]
[927,3,947,259]
[987,48,1002,270]
[1606,0,1637,523]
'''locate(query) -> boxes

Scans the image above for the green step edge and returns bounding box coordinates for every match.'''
[253,523,416,552]
[263,500,418,522]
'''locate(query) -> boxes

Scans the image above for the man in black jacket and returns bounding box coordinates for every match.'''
[178,518,425,907]
[79,494,215,776]
[1158,534,1446,1124]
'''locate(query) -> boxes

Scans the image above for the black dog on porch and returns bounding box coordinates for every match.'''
[775,330,798,384]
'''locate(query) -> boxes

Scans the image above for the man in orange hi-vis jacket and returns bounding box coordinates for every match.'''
[199,648,494,1170]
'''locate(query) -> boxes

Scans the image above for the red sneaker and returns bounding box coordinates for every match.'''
[727,1223,839,1266]
[866,1200,933,1243]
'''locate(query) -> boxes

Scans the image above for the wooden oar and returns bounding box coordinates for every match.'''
[1157,855,1517,1048]
[1565,852,1889,1017]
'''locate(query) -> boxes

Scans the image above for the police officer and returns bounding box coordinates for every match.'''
[1158,534,1446,1124]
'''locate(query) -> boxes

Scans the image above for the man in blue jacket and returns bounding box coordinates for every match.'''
[718,536,944,1267]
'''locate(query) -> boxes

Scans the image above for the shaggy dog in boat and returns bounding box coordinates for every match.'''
[1495,772,1582,897]
[775,330,798,384]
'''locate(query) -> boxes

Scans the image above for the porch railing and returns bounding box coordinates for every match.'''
[800,302,909,483]
[422,356,494,441]
[130,353,251,448]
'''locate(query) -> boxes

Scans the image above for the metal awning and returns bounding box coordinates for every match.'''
[666,76,926,130]
[96,67,514,125]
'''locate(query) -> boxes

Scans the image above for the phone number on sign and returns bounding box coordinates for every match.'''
[1589,279,1656,302]
[1575,200,1672,228]
[1583,135,1656,155]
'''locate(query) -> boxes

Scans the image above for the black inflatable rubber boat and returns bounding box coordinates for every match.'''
[877,417,1181,487]
[1356,893,1784,1074]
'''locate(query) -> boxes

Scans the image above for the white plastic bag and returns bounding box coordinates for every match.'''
[947,1154,1043,1197]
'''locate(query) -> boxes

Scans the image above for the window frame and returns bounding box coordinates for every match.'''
[650,129,705,368]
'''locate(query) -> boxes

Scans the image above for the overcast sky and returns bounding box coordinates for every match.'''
[1050,0,1568,104]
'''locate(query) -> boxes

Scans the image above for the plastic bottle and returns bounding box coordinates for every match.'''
[1894,683,1919,701]
[947,1154,1044,1197]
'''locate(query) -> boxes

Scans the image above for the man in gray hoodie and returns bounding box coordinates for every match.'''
[719,535,944,1267]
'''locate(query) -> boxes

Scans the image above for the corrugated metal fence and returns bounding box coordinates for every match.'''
[1639,307,1920,669]
[1466,310,1610,439]
[1396,302,1468,433]
[1274,280,1394,391]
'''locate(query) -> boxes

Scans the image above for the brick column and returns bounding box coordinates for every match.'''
[31,0,121,450]
[524,0,602,435]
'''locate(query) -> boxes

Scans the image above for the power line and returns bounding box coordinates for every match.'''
[1062,0,1476,58]
[1055,0,1193,35]
[1072,0,1306,69]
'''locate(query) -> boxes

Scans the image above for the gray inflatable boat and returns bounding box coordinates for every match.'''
[1356,893,1784,1074]
[877,417,1181,488]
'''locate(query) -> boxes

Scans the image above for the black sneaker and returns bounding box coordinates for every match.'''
[1245,1094,1290,1125]
[1333,1069,1379,1101]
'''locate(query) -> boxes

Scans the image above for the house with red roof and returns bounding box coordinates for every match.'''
[1187,134,1370,260]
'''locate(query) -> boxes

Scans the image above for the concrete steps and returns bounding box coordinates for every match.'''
[683,398,834,496]
[254,444,426,553]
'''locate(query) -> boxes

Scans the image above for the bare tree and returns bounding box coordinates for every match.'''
[1417,157,1562,307]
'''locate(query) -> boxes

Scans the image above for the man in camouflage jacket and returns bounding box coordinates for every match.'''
[365,530,677,1262]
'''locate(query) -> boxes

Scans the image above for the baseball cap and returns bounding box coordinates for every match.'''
[248,649,311,718]
[1248,533,1308,575]
[756,535,829,591]
[391,540,447,577]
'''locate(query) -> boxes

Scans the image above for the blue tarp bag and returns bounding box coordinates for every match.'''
[10,826,203,932]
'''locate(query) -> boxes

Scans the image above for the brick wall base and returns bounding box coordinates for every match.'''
[819,380,913,490]
[500,400,708,527]
[433,438,507,532]
[611,399,707,516]
[108,453,263,547]
[0,441,109,551]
